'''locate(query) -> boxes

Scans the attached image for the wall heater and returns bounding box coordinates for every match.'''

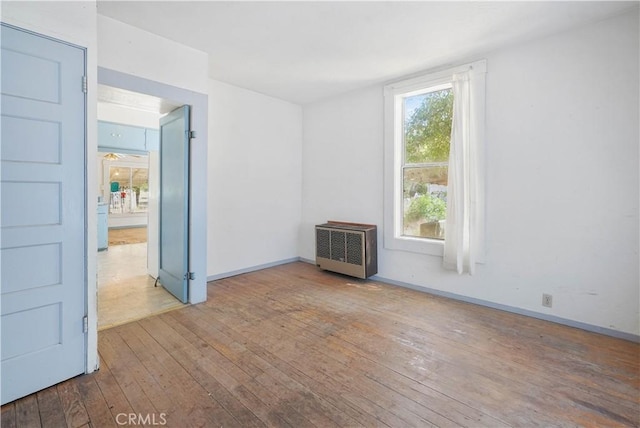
[315,221,377,279]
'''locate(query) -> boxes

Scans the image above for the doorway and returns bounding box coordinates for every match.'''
[96,66,209,311]
[96,85,185,330]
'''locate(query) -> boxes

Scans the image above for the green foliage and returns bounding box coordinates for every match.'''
[404,89,453,163]
[404,194,446,223]
[402,166,449,199]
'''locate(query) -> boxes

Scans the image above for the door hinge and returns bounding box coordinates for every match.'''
[185,272,195,280]
[82,76,87,93]
[83,316,88,333]
[189,130,197,139]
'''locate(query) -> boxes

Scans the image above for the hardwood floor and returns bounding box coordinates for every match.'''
[3,262,638,427]
[108,227,147,247]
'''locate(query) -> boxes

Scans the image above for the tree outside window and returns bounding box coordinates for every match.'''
[402,87,453,239]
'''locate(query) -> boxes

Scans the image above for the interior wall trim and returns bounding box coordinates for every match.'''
[297,258,639,343]
[207,257,301,282]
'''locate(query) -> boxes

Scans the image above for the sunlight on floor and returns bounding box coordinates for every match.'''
[98,243,185,330]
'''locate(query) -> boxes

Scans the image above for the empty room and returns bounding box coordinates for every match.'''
[1,1,638,427]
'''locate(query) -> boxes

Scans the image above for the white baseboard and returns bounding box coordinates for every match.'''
[207,257,301,282]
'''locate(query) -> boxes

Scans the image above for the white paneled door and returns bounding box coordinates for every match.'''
[1,24,86,405]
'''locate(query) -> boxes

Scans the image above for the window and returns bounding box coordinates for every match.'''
[402,85,452,240]
[384,61,486,261]
[101,154,150,216]
[108,165,149,214]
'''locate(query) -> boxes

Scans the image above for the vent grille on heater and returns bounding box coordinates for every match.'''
[317,229,363,265]
[346,233,363,265]
[330,231,346,261]
[316,229,330,259]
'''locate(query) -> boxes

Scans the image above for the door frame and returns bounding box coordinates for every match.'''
[88,68,208,370]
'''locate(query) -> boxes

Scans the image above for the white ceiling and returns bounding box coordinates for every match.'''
[98,84,182,114]
[97,1,637,105]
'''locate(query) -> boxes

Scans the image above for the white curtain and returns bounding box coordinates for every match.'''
[443,67,485,274]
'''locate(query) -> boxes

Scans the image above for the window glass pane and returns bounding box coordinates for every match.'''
[131,168,149,213]
[403,88,453,164]
[109,166,128,214]
[108,165,149,214]
[402,166,448,239]
[109,166,125,191]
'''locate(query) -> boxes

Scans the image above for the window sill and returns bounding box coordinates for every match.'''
[384,234,444,257]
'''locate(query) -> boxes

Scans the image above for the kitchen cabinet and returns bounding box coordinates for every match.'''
[98,121,147,152]
[145,128,160,151]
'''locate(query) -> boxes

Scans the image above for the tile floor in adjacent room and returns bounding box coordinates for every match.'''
[98,242,185,330]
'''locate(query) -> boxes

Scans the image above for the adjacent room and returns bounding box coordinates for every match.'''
[1,1,638,426]
[96,85,186,329]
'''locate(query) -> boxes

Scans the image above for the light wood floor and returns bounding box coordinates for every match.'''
[108,227,147,247]
[98,243,185,330]
[3,262,638,427]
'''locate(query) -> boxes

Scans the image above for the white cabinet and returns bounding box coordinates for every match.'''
[97,203,108,250]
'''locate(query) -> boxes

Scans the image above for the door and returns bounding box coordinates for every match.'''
[1,24,86,404]
[158,106,190,303]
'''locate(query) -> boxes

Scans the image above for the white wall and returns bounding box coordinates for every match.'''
[300,11,639,337]
[301,85,383,227]
[208,80,303,278]
[1,0,101,371]
[97,15,208,95]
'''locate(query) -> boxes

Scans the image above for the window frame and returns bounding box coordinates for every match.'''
[401,83,452,240]
[383,62,484,256]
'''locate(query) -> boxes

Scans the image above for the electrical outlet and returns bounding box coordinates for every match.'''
[542,293,553,308]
